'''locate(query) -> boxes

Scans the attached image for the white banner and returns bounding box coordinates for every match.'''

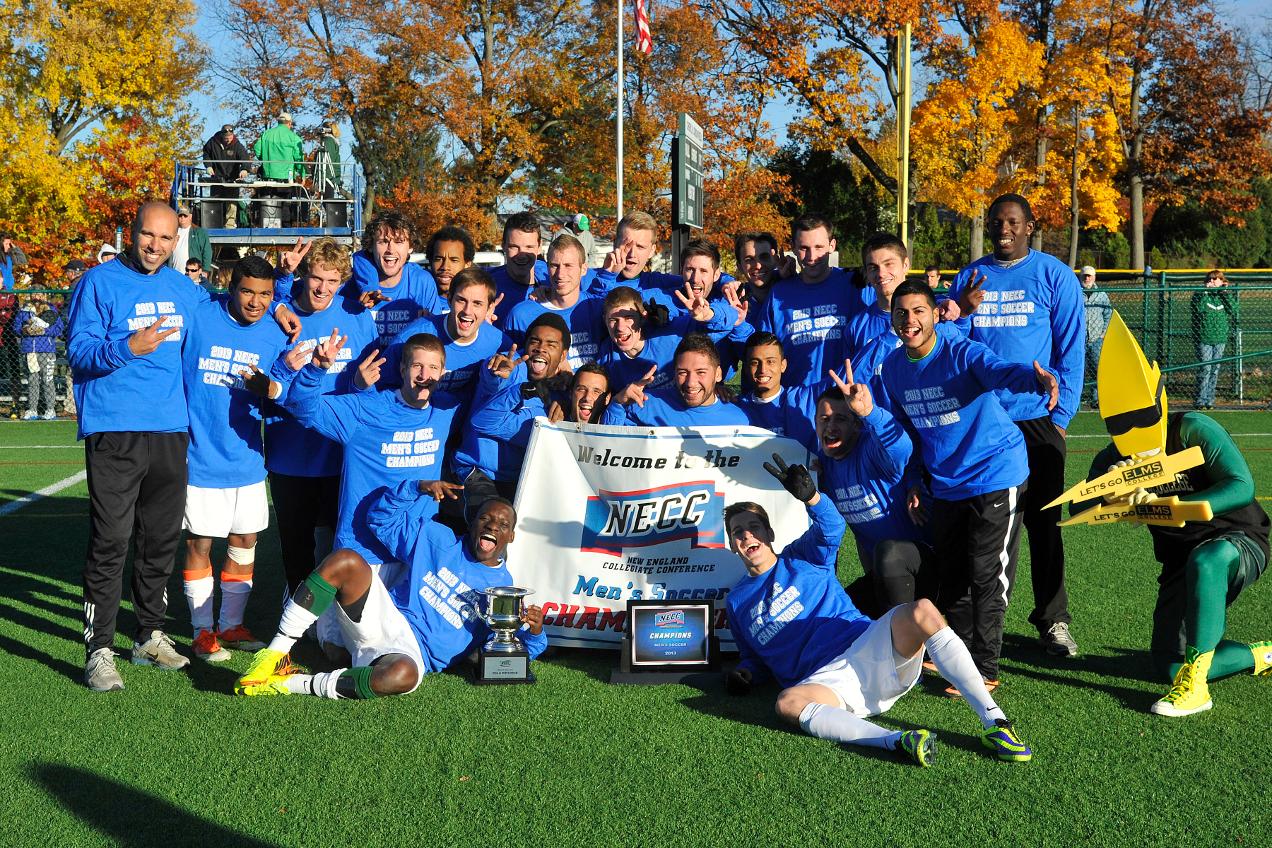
[506,418,812,649]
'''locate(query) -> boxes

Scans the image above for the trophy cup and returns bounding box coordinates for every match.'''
[475,586,536,685]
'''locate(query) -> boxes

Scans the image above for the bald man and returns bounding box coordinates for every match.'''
[68,202,301,692]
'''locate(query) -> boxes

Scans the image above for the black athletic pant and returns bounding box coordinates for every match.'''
[83,431,188,656]
[843,538,938,619]
[1015,416,1071,632]
[930,484,1027,680]
[268,472,340,595]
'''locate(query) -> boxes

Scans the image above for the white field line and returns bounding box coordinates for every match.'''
[0,470,87,517]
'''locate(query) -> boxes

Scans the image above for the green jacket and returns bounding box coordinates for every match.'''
[188,226,211,269]
[1191,288,1237,345]
[254,124,304,181]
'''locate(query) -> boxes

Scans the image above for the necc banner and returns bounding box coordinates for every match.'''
[506,419,813,649]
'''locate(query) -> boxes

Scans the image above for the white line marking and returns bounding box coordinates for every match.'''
[0,445,81,449]
[0,470,87,517]
[1066,433,1272,438]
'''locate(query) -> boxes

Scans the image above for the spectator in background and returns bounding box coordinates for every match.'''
[570,213,597,267]
[65,259,87,286]
[13,288,64,419]
[170,204,212,275]
[202,124,252,227]
[313,122,342,199]
[62,260,87,417]
[0,281,18,417]
[2,233,29,290]
[254,113,304,226]
[184,259,206,284]
[1192,269,1238,410]
[96,244,119,264]
[1080,266,1111,407]
[924,265,942,288]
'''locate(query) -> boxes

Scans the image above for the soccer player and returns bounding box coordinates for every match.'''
[597,284,738,396]
[817,363,933,617]
[595,211,662,292]
[602,334,749,427]
[724,455,1032,766]
[281,330,461,584]
[427,225,475,303]
[180,255,290,660]
[1073,315,1270,716]
[489,212,548,324]
[946,193,1085,658]
[504,234,604,368]
[454,314,573,504]
[347,211,444,340]
[548,362,610,424]
[735,333,834,452]
[234,489,545,699]
[265,239,379,596]
[733,232,781,307]
[757,215,874,388]
[381,267,508,401]
[880,280,1058,692]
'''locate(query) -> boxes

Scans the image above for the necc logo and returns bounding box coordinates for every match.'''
[581,481,725,556]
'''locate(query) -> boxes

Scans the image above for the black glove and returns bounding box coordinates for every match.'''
[644,299,670,329]
[762,453,817,502]
[725,667,753,696]
[521,380,551,404]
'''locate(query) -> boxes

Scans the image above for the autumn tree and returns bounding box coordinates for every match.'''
[0,0,203,279]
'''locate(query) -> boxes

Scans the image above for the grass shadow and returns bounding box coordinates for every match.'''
[0,630,82,684]
[30,763,278,848]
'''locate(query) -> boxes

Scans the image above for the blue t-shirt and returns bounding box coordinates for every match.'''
[453,363,567,483]
[283,363,461,565]
[504,295,606,369]
[67,257,210,438]
[183,298,291,488]
[879,333,1035,500]
[736,377,835,455]
[263,295,380,478]
[818,405,921,557]
[381,313,508,401]
[727,496,870,688]
[368,481,547,672]
[758,268,875,388]
[946,250,1085,428]
[348,252,443,341]
[596,306,738,394]
[601,387,750,428]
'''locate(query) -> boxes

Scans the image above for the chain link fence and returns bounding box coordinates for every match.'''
[1089,271,1272,408]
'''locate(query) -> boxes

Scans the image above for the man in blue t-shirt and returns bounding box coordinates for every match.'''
[234,491,545,700]
[179,255,290,662]
[946,193,1085,659]
[723,455,1032,766]
[881,280,1057,691]
[602,333,750,427]
[346,211,444,341]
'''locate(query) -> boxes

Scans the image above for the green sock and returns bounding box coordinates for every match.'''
[1169,640,1253,681]
[301,572,338,617]
[335,666,377,700]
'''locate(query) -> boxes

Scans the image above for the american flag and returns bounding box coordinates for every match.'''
[635,0,652,55]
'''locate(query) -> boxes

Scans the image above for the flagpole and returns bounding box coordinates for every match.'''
[616,0,624,222]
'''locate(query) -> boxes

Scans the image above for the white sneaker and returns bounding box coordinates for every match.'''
[131,630,191,670]
[84,648,124,691]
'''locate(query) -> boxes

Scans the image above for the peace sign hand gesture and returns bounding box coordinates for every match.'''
[762,453,818,503]
[487,344,529,380]
[828,358,872,418]
[672,282,714,323]
[957,270,987,316]
[278,237,312,275]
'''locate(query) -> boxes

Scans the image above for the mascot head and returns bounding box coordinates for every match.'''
[1098,311,1168,458]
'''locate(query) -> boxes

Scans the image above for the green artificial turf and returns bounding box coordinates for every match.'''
[0,414,1269,846]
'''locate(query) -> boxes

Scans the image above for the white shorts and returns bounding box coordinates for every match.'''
[796,607,923,718]
[183,481,269,537]
[332,570,425,693]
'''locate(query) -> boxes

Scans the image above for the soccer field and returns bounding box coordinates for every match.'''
[1,413,1269,847]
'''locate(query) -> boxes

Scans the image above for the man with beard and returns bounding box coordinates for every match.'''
[548,363,610,424]
[234,492,545,699]
[601,334,749,427]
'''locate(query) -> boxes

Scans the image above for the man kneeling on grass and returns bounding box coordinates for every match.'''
[234,489,546,699]
[723,455,1033,766]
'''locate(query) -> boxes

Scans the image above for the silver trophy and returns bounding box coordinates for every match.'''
[475,586,535,684]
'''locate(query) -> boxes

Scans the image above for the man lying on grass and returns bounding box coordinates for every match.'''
[723,454,1032,766]
[234,488,545,699]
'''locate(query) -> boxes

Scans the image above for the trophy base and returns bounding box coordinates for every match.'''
[474,649,536,685]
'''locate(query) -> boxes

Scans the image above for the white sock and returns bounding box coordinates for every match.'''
[305,670,345,699]
[184,574,214,633]
[798,702,899,750]
[218,577,252,630]
[284,673,315,695]
[267,600,320,655]
[925,626,1006,729]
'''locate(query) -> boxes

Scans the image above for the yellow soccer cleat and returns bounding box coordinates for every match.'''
[1151,649,1214,717]
[1251,641,1272,676]
[234,647,289,696]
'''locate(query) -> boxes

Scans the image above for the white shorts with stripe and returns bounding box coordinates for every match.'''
[183,481,269,537]
[795,607,923,718]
